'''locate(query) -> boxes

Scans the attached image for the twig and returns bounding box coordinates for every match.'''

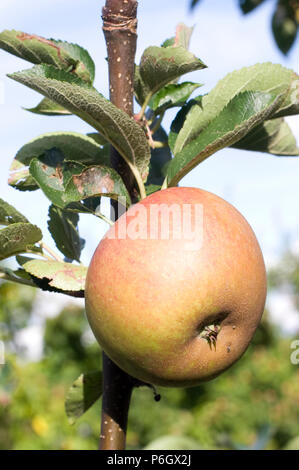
[99,0,140,451]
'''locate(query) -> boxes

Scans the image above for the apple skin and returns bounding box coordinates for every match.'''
[85,187,267,387]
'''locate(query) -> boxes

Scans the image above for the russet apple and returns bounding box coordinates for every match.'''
[85,187,267,387]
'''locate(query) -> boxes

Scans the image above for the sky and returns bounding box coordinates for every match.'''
[0,0,299,347]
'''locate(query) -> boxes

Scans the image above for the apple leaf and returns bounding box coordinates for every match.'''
[65,371,103,425]
[48,205,84,262]
[9,131,110,192]
[19,258,87,292]
[173,63,299,156]
[169,96,202,153]
[25,97,72,116]
[0,199,29,225]
[174,23,195,50]
[0,223,42,261]
[146,127,172,186]
[0,30,95,82]
[139,45,206,97]
[8,65,151,181]
[161,23,194,50]
[166,91,283,186]
[149,82,202,115]
[232,117,299,156]
[29,148,131,208]
[66,197,102,216]
[134,64,151,106]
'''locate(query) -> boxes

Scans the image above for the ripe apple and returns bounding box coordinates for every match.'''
[85,187,267,387]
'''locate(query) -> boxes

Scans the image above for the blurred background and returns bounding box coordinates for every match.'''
[0,0,299,450]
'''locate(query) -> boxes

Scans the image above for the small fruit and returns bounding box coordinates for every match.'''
[85,187,267,387]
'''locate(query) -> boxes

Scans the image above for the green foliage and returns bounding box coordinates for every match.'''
[167,91,283,185]
[8,64,151,182]
[17,257,87,294]
[65,371,103,425]
[1,287,298,450]
[0,223,42,261]
[47,205,84,263]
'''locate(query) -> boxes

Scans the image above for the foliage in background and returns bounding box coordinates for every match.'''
[190,0,299,55]
[1,255,299,450]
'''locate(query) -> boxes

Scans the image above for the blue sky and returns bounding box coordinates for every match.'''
[0,0,299,269]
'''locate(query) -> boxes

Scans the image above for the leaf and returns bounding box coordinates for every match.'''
[272,4,298,55]
[0,199,29,225]
[174,23,194,50]
[134,64,151,106]
[190,0,202,10]
[65,371,103,425]
[0,30,95,82]
[169,96,203,153]
[29,149,131,208]
[146,127,172,186]
[239,0,266,14]
[52,39,95,82]
[139,45,206,96]
[149,82,202,115]
[167,91,283,186]
[25,97,72,116]
[9,131,110,192]
[161,23,194,50]
[19,258,87,292]
[232,117,299,156]
[144,435,201,450]
[173,63,299,156]
[66,197,102,216]
[0,223,42,261]
[8,65,151,180]
[48,205,83,262]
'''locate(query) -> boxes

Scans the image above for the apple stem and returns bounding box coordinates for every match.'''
[99,0,139,451]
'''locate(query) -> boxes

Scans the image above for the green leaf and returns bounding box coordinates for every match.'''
[134,64,151,106]
[161,22,194,49]
[272,5,297,55]
[25,97,72,116]
[66,197,102,216]
[146,127,172,186]
[173,63,299,156]
[167,91,283,185]
[232,117,299,156]
[0,223,42,261]
[169,96,202,153]
[48,205,84,262]
[8,65,151,181]
[19,258,87,292]
[174,23,195,50]
[0,30,95,82]
[0,199,29,225]
[139,45,206,97]
[144,435,201,450]
[9,131,110,192]
[52,39,95,82]
[65,371,103,425]
[29,149,131,208]
[86,133,108,146]
[149,82,202,115]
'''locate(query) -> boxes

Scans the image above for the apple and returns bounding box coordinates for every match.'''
[85,187,267,387]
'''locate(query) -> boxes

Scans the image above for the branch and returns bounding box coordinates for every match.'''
[99,0,140,451]
[102,0,139,200]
